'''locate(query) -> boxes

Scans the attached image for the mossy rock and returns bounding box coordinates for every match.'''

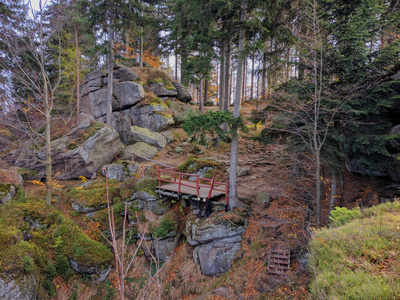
[0,184,16,204]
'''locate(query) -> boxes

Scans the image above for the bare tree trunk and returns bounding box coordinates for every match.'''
[224,39,231,111]
[139,0,144,68]
[229,0,247,209]
[199,77,204,113]
[329,171,338,213]
[242,58,246,101]
[38,0,53,206]
[175,48,178,81]
[204,77,208,104]
[261,51,266,99]
[250,55,254,100]
[73,24,80,123]
[139,34,143,67]
[181,50,188,86]
[107,13,114,126]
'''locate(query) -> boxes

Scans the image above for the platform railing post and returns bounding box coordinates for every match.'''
[178,174,182,193]
[208,178,214,199]
[196,175,200,198]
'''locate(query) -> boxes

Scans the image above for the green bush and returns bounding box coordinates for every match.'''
[45,262,56,280]
[55,254,70,275]
[329,206,361,226]
[23,255,35,273]
[151,216,175,238]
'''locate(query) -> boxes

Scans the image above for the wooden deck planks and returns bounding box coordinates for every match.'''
[158,180,226,199]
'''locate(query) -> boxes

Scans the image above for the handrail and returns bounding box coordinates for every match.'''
[157,167,229,205]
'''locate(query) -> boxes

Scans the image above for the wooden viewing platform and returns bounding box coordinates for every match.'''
[155,167,229,205]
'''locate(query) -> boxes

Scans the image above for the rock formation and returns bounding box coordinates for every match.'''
[79,63,192,144]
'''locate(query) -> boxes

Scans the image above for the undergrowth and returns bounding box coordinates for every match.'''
[309,200,400,299]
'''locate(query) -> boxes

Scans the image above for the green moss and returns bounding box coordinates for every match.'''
[53,220,113,268]
[0,183,12,194]
[147,78,163,85]
[67,121,105,150]
[135,178,158,196]
[69,180,121,208]
[18,168,39,181]
[177,157,223,176]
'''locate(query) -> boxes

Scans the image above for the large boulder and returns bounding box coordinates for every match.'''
[113,63,140,82]
[71,126,124,176]
[0,168,23,187]
[0,184,16,204]
[167,100,193,124]
[0,275,37,300]
[112,111,132,144]
[193,235,242,276]
[130,191,168,215]
[150,83,178,97]
[113,82,145,109]
[89,89,108,119]
[129,104,174,132]
[130,126,167,150]
[119,143,159,161]
[172,81,192,103]
[186,216,246,276]
[4,120,124,180]
[89,82,145,120]
[70,259,112,283]
[186,218,247,247]
[389,125,400,152]
[345,156,388,178]
[154,233,180,261]
[99,162,139,181]
[387,154,400,181]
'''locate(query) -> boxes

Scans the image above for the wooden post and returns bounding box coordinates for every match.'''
[178,174,182,193]
[208,178,214,199]
[196,175,200,198]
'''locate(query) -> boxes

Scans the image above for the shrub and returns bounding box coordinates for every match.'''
[23,255,35,273]
[151,215,175,238]
[329,206,361,226]
[55,254,70,275]
[45,262,57,280]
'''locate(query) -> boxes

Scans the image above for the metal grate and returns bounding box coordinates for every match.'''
[268,249,290,275]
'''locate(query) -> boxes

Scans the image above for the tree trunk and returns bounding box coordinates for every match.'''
[107,13,114,126]
[223,39,231,111]
[250,55,254,100]
[204,77,208,104]
[181,50,188,86]
[199,77,204,113]
[329,171,338,213]
[175,49,178,81]
[229,0,247,209]
[74,24,80,123]
[261,51,266,99]
[39,1,52,206]
[44,104,52,206]
[139,33,143,67]
[315,154,321,226]
[242,58,246,101]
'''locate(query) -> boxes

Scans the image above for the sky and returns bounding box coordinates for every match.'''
[29,0,44,12]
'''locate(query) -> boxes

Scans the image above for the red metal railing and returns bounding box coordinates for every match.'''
[157,167,229,205]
